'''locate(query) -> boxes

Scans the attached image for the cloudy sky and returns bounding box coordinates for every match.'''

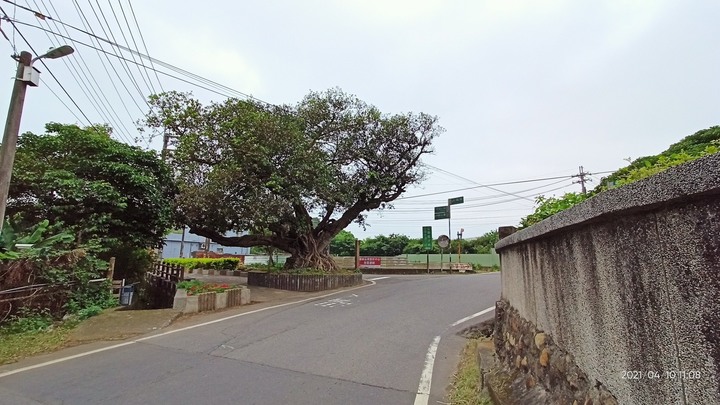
[0,0,718,240]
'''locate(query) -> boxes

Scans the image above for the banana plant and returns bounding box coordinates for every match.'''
[0,217,74,259]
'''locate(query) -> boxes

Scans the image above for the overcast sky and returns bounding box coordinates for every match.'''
[1,0,718,240]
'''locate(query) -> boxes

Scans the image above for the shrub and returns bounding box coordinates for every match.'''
[163,258,241,271]
[1,308,53,334]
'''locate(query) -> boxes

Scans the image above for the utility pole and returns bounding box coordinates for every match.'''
[572,166,591,194]
[0,51,32,232]
[161,132,187,257]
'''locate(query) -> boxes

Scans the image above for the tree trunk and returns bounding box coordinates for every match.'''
[284,234,337,272]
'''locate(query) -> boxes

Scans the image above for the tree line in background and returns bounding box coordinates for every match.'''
[328,229,499,256]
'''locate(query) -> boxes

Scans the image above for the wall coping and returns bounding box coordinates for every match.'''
[496,152,720,250]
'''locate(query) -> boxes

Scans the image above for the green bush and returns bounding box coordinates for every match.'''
[163,258,241,270]
[1,308,53,335]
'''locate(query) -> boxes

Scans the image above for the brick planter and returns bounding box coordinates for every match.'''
[173,287,250,313]
[247,271,363,292]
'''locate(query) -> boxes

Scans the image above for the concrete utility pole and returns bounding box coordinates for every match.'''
[572,166,591,194]
[160,132,187,257]
[0,51,31,233]
[0,46,73,232]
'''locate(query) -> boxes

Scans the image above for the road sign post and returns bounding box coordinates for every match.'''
[446,197,464,265]
[422,226,432,273]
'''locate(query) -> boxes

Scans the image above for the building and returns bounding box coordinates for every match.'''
[161,227,251,258]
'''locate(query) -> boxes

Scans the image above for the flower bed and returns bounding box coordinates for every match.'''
[173,285,250,313]
[176,280,239,296]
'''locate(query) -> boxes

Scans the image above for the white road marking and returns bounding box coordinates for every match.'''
[314,298,353,308]
[0,281,376,379]
[413,335,441,405]
[450,306,495,327]
[367,276,390,281]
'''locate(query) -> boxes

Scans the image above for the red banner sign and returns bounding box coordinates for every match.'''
[359,257,382,268]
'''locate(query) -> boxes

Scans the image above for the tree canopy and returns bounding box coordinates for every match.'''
[143,88,442,270]
[8,123,177,249]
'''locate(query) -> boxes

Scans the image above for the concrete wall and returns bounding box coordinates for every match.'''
[494,153,720,404]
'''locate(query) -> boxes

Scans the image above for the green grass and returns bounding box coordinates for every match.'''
[0,322,77,365]
[447,338,493,405]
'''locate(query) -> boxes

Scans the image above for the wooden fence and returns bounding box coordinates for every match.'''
[145,262,185,309]
[247,272,363,292]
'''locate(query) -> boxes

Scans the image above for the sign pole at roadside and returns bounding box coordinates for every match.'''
[446,196,464,266]
[422,226,432,274]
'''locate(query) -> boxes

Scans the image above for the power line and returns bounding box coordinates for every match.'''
[117,0,156,95]
[9,19,261,101]
[127,0,163,93]
[105,0,153,97]
[4,0,270,104]
[32,0,134,144]
[43,0,134,143]
[85,0,147,107]
[0,5,95,127]
[396,173,576,201]
[40,78,85,123]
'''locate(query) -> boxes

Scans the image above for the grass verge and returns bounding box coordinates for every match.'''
[0,322,77,365]
[447,338,493,405]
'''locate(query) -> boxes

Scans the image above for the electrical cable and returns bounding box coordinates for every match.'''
[32,0,134,144]
[71,0,145,116]
[3,0,270,104]
[86,0,148,105]
[127,0,163,92]
[117,0,156,95]
[105,0,153,96]
[0,5,95,127]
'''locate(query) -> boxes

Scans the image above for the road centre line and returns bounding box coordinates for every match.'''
[0,281,376,379]
[450,306,495,327]
[367,276,390,281]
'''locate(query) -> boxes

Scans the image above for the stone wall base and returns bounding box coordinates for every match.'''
[494,300,618,405]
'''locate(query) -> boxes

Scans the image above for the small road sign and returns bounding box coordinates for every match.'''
[422,226,432,250]
[448,196,464,205]
[434,206,450,220]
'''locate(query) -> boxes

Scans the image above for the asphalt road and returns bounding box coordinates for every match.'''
[0,273,500,405]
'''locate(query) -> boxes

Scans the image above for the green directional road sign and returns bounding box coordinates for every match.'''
[448,196,464,205]
[434,206,450,220]
[422,226,433,250]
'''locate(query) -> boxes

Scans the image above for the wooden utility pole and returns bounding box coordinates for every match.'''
[354,239,360,270]
[0,52,32,232]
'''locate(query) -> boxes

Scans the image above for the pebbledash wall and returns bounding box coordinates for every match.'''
[494,152,720,404]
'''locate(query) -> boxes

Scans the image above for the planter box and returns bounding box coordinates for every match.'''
[173,287,251,314]
[247,271,363,292]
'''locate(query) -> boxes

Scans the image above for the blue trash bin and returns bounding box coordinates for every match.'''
[120,284,134,306]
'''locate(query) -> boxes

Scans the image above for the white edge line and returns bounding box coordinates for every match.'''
[450,306,495,327]
[367,276,390,281]
[413,335,441,405]
[0,281,376,379]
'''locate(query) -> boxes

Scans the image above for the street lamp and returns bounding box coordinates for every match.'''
[0,46,75,232]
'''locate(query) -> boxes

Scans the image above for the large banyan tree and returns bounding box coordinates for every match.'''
[143,88,443,271]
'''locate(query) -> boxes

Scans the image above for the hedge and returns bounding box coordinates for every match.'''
[162,258,241,270]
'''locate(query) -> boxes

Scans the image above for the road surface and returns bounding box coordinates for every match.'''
[0,274,500,405]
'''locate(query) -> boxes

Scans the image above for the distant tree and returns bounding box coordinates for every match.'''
[143,88,442,271]
[466,230,499,253]
[402,238,441,254]
[330,230,356,256]
[361,234,410,256]
[8,123,177,250]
